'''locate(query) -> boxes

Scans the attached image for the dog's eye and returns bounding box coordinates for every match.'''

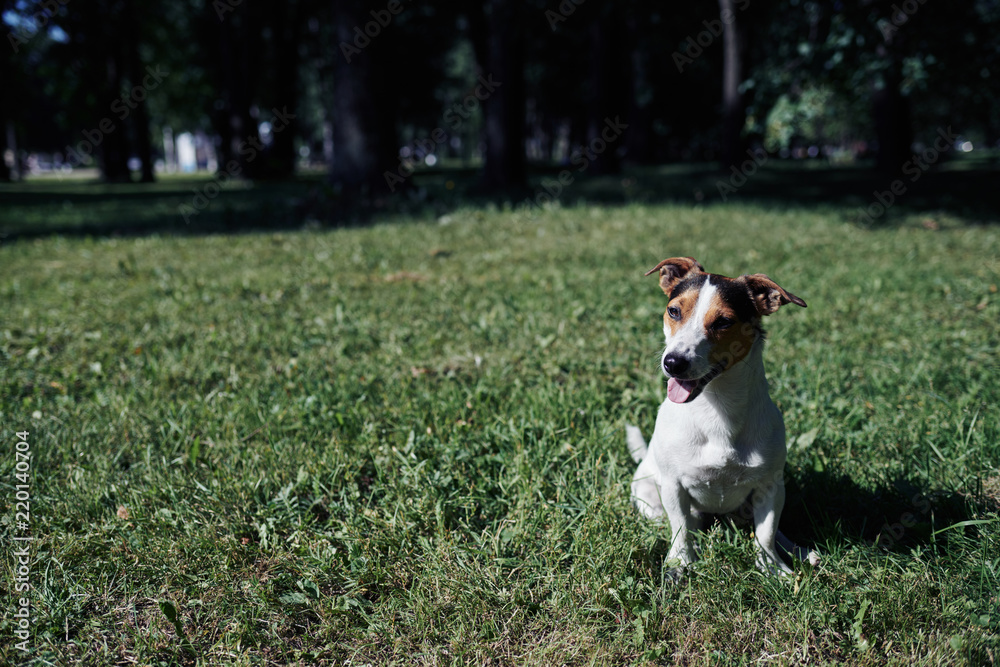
[712,317,734,330]
[667,306,681,320]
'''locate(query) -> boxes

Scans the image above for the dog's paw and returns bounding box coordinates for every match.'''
[664,566,688,585]
[806,550,821,567]
[756,552,794,578]
[662,557,691,584]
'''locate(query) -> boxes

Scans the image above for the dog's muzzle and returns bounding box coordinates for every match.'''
[662,358,724,404]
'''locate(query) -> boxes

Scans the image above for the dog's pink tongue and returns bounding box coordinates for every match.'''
[667,378,697,403]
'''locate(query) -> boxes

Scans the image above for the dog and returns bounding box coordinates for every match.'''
[627,257,819,577]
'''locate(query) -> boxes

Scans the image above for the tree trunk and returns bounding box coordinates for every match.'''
[208,0,260,179]
[271,0,302,178]
[873,18,913,173]
[329,0,397,191]
[125,0,155,182]
[873,67,912,172]
[0,0,15,181]
[718,0,746,169]
[0,44,10,181]
[470,0,526,193]
[586,7,626,175]
[101,47,132,182]
[212,16,235,174]
[624,12,654,165]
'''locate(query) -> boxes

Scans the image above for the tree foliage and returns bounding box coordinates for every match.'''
[1,0,997,185]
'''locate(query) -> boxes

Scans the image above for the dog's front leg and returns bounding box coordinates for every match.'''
[751,477,794,576]
[661,481,699,579]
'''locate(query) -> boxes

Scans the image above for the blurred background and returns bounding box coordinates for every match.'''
[1,0,998,234]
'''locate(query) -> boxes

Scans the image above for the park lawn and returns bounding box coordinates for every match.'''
[1,193,999,665]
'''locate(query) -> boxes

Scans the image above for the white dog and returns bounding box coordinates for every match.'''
[627,257,819,577]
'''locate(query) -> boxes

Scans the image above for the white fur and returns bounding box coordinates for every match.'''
[631,307,820,577]
[661,281,718,380]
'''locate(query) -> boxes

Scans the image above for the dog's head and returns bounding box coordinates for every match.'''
[645,257,806,404]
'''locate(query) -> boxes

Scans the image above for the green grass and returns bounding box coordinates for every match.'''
[1,179,999,665]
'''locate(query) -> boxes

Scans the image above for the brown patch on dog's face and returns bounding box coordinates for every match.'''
[704,284,758,372]
[664,289,701,336]
[654,265,807,401]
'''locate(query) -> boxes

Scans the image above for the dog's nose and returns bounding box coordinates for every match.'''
[663,355,690,377]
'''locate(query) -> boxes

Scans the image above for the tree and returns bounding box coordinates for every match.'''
[585,4,627,174]
[744,0,1000,168]
[125,0,156,182]
[865,0,913,172]
[469,0,526,192]
[0,0,14,181]
[8,0,170,182]
[202,0,262,178]
[270,0,304,177]
[623,4,655,165]
[328,0,397,191]
[718,0,747,169]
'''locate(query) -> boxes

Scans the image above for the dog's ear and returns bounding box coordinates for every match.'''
[742,274,807,315]
[644,257,704,295]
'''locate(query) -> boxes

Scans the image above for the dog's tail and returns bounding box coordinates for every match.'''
[776,531,822,567]
[625,425,648,463]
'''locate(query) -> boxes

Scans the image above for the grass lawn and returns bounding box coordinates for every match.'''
[1,174,999,665]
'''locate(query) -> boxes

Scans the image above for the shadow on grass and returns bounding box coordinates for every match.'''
[1,156,998,244]
[782,469,997,557]
[626,468,995,579]
[0,175,329,242]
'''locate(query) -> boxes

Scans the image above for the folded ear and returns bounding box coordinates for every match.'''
[742,273,807,315]
[644,257,704,295]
